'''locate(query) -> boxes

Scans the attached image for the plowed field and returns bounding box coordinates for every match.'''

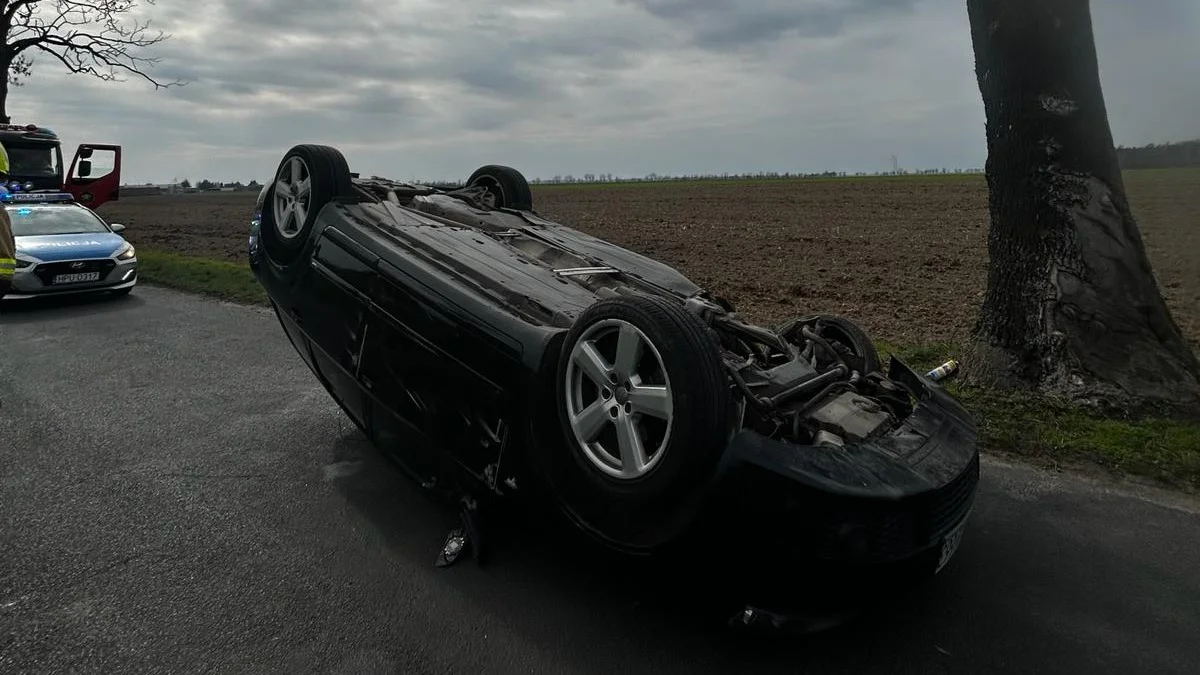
[100,170,1200,348]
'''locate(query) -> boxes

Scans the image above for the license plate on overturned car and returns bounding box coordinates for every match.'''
[53,272,100,284]
[936,515,969,574]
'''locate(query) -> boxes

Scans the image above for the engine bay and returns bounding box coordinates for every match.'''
[680,295,916,449]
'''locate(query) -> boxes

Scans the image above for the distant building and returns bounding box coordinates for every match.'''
[116,180,259,197]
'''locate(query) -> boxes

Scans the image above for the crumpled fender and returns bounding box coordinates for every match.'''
[710,357,980,501]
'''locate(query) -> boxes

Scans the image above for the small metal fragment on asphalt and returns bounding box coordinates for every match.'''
[436,529,469,568]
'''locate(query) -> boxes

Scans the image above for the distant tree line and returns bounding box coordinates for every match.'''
[523,168,982,185]
[144,167,986,190]
[425,167,986,187]
[1115,139,1200,170]
[150,140,1196,188]
[154,178,263,192]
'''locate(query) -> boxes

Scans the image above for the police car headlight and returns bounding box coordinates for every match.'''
[115,243,136,260]
[14,256,33,268]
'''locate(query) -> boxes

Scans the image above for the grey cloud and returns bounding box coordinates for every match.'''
[1091,0,1196,36]
[456,64,554,100]
[5,0,1194,185]
[623,0,921,50]
[352,84,423,116]
[1089,0,1200,144]
[141,0,662,134]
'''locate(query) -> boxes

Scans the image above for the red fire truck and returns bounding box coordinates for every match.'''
[0,122,122,209]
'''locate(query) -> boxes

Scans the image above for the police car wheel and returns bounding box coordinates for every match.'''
[259,144,354,268]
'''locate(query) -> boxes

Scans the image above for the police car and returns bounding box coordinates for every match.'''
[2,190,137,299]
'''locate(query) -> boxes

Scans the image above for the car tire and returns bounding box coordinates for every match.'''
[785,313,882,375]
[258,144,355,269]
[546,293,734,553]
[466,165,533,211]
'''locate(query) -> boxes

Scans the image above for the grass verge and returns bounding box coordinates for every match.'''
[877,340,1200,492]
[138,250,1200,493]
[137,249,268,306]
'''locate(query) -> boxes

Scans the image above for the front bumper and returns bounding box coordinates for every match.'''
[4,257,138,299]
[698,358,981,570]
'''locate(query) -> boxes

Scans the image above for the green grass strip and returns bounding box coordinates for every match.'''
[137,249,268,306]
[876,340,1200,491]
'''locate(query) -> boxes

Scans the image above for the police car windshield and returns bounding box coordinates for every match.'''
[7,205,111,236]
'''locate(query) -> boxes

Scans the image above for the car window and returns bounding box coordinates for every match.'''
[7,205,111,236]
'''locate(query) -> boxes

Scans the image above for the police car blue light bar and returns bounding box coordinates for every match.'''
[0,191,75,203]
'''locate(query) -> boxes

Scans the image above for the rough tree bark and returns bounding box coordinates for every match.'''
[962,0,1200,418]
[0,58,9,123]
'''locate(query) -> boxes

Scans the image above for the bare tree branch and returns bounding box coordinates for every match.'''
[1,1,186,118]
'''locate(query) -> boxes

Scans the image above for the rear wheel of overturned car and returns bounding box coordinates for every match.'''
[548,293,734,553]
[466,165,534,211]
[258,144,355,269]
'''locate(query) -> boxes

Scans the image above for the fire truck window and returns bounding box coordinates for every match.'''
[7,146,60,176]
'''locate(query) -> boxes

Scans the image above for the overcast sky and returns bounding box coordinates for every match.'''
[8,0,1197,184]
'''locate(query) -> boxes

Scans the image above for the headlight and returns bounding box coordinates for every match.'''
[116,243,136,260]
[14,256,33,268]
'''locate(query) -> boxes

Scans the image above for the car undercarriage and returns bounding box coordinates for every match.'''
[250,145,981,629]
[344,175,926,457]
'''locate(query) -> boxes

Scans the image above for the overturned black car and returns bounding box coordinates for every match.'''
[249,144,980,609]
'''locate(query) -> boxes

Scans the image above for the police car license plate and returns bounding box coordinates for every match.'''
[53,272,101,284]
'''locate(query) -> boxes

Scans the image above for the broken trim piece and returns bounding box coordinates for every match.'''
[553,266,619,277]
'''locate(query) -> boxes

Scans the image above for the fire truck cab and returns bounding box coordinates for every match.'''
[0,123,121,209]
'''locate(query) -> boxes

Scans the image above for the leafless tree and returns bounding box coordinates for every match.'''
[962,0,1200,417]
[0,0,184,123]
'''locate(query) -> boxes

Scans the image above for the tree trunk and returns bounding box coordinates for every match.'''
[0,58,9,124]
[962,0,1200,418]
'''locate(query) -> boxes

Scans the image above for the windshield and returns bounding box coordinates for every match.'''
[7,205,111,236]
[6,143,61,177]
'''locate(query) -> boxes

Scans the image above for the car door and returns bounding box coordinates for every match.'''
[355,280,447,487]
[359,259,511,484]
[295,227,375,429]
[64,145,122,209]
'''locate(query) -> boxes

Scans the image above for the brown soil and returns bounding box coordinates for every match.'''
[99,170,1200,349]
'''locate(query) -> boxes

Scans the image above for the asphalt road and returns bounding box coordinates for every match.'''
[2,286,1199,675]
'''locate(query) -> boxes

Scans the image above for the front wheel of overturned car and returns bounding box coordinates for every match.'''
[466,165,534,211]
[784,313,882,375]
[258,144,355,270]
[547,293,735,553]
